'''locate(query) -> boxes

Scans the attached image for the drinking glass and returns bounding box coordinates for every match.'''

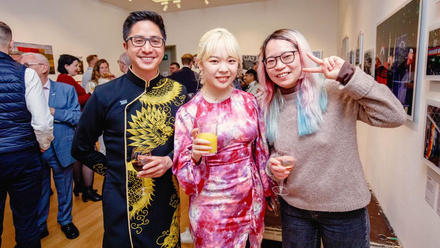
[197,120,218,156]
[272,157,295,196]
[131,146,152,196]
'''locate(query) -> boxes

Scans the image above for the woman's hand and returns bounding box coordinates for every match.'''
[303,53,345,80]
[190,128,212,163]
[268,156,296,180]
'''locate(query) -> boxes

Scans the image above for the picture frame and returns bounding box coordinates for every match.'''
[356,33,364,68]
[12,41,55,74]
[312,50,323,59]
[242,55,258,70]
[375,0,422,119]
[426,22,440,80]
[363,48,375,77]
[423,99,440,176]
[349,50,354,65]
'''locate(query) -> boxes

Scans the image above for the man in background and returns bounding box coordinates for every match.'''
[244,69,260,96]
[0,21,53,248]
[81,54,98,88]
[169,61,180,75]
[169,53,198,97]
[21,52,81,240]
[117,52,132,74]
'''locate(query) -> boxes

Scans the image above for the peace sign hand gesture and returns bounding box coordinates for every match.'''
[302,52,345,80]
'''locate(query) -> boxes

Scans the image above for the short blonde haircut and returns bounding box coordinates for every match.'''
[196,28,242,84]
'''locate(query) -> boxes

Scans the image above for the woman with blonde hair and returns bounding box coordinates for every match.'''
[259,29,407,247]
[173,28,273,247]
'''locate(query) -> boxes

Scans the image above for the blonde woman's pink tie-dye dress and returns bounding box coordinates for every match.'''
[173,89,272,248]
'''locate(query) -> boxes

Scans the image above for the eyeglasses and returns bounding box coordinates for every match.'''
[263,51,298,69]
[117,60,125,65]
[23,62,45,68]
[125,35,165,48]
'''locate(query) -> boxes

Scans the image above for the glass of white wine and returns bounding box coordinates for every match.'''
[272,157,295,196]
[131,146,152,196]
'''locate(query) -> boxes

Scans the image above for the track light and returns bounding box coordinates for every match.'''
[204,0,209,5]
[163,4,168,11]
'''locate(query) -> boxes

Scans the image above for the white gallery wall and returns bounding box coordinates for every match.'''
[0,0,129,80]
[0,0,339,81]
[338,0,440,247]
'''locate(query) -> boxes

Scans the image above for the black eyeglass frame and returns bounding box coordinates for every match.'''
[263,50,298,69]
[125,35,165,48]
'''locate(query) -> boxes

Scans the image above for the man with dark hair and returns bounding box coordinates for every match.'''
[0,21,53,248]
[169,61,180,75]
[81,54,98,88]
[169,53,199,97]
[244,69,260,95]
[72,11,186,247]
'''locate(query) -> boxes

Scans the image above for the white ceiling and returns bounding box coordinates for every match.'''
[99,0,267,13]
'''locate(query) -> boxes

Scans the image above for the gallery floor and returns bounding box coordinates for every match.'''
[2,175,400,247]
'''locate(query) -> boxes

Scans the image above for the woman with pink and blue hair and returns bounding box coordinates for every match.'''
[258,29,407,248]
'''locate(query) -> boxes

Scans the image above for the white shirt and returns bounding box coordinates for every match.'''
[42,79,50,104]
[24,69,54,150]
[81,67,93,88]
[246,81,260,96]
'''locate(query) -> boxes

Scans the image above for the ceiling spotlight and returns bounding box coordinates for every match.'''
[204,0,209,4]
[173,0,181,8]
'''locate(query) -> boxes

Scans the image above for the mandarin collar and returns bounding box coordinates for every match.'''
[126,67,163,90]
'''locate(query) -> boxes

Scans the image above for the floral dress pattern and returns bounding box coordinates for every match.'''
[173,89,272,248]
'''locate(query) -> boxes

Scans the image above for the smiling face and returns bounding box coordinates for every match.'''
[199,44,238,95]
[123,20,164,80]
[98,62,110,77]
[65,60,79,77]
[264,39,302,89]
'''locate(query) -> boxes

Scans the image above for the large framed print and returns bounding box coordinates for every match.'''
[423,100,440,176]
[426,23,440,79]
[375,0,421,119]
[12,42,55,74]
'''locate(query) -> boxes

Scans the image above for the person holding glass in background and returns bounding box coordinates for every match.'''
[85,59,115,94]
[173,28,273,248]
[258,29,407,248]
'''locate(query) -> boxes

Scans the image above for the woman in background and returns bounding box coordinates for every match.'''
[258,29,407,247]
[85,59,115,94]
[173,28,272,248]
[57,54,101,202]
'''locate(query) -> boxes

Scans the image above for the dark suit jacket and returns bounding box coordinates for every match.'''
[43,80,81,167]
[168,67,199,94]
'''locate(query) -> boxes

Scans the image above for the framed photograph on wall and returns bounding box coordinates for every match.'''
[356,33,364,68]
[349,50,354,65]
[12,42,55,74]
[426,23,440,79]
[423,100,440,176]
[363,48,375,77]
[375,0,422,119]
[242,55,258,70]
[312,51,323,59]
